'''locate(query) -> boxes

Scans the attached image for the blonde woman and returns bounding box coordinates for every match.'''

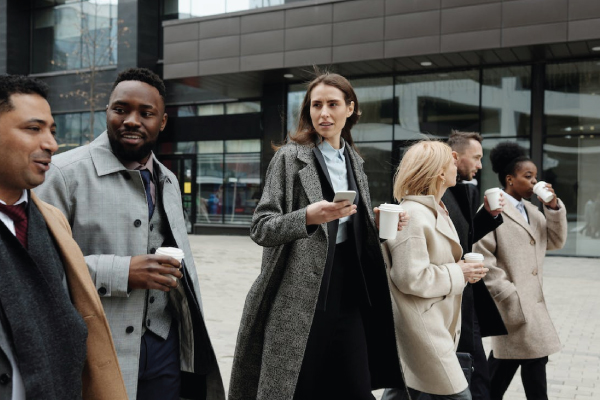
[382,141,487,400]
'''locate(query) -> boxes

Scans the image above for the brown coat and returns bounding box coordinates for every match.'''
[382,195,467,396]
[32,193,128,400]
[473,198,567,360]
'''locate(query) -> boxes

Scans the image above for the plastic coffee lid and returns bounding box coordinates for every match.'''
[156,247,185,261]
[484,187,501,194]
[533,181,547,190]
[464,252,484,261]
[379,203,404,212]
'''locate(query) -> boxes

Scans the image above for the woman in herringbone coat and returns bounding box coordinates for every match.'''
[473,142,567,400]
[228,72,406,399]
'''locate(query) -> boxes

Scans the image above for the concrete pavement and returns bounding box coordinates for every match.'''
[189,234,600,399]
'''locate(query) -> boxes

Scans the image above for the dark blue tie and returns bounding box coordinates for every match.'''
[140,169,154,219]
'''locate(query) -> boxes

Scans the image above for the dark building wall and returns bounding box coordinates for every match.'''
[162,0,600,80]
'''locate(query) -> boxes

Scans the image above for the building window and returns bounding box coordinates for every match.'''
[158,139,261,226]
[166,101,261,118]
[54,111,105,153]
[162,0,286,20]
[544,61,600,257]
[32,0,118,73]
[395,70,480,140]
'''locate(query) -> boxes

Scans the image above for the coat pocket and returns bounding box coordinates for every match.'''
[498,290,527,328]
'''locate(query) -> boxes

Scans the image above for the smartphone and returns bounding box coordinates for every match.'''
[333,190,356,204]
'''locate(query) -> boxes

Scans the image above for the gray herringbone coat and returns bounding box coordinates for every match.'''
[229,142,402,399]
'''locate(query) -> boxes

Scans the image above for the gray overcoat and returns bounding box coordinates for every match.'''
[35,132,225,400]
[229,141,402,400]
[473,198,567,359]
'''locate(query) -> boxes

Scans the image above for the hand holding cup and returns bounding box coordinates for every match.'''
[460,252,488,284]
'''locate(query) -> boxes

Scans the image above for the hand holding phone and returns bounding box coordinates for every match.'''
[333,190,356,204]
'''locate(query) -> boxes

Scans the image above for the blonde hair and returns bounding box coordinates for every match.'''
[393,140,454,201]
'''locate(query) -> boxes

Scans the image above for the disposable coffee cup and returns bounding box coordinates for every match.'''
[533,181,554,203]
[155,247,184,282]
[378,203,404,240]
[484,188,502,211]
[464,252,484,263]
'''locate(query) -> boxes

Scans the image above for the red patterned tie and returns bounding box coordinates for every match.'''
[0,202,28,249]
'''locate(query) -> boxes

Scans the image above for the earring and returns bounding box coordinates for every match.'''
[442,178,446,186]
[509,182,513,186]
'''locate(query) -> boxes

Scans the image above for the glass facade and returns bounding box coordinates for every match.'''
[287,62,600,257]
[158,139,261,226]
[54,111,106,153]
[166,101,261,118]
[544,61,600,257]
[163,0,303,20]
[32,0,118,73]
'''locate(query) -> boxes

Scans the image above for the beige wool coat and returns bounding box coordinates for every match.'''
[382,195,468,396]
[473,198,567,359]
[32,193,128,399]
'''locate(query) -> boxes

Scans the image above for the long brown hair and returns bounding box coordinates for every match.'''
[275,71,361,151]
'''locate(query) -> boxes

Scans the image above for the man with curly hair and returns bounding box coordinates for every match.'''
[36,68,224,400]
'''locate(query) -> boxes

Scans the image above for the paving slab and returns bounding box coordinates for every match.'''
[190,234,600,399]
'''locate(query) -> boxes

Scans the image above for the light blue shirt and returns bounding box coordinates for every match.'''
[503,190,529,224]
[318,139,349,244]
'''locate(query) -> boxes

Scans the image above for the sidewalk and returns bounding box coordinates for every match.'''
[189,234,600,399]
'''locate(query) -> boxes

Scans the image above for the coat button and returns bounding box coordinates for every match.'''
[126,326,134,334]
[134,219,142,227]
[98,287,107,296]
[530,239,535,245]
[532,270,538,276]
[0,373,10,385]
[149,296,155,304]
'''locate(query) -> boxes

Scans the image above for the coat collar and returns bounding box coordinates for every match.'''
[503,197,538,238]
[403,194,463,259]
[89,131,129,177]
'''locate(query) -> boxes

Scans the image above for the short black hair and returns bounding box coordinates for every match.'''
[111,68,166,103]
[0,75,49,115]
[489,141,530,187]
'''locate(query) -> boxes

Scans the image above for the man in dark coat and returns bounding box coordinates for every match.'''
[443,131,508,400]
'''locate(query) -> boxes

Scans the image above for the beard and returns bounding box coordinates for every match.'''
[107,127,157,163]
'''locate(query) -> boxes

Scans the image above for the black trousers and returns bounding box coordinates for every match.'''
[137,321,181,400]
[470,313,491,400]
[488,351,548,400]
[294,241,374,400]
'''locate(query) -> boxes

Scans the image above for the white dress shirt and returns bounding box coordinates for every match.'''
[0,190,28,236]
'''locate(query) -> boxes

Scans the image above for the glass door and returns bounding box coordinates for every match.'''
[157,155,197,233]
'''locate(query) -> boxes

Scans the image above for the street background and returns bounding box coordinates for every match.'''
[190,235,600,399]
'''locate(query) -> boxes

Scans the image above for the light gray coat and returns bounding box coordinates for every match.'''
[473,198,567,359]
[35,132,224,399]
[229,142,399,399]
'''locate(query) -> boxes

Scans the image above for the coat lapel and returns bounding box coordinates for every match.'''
[524,201,539,237]
[346,146,378,231]
[297,145,326,207]
[504,200,535,238]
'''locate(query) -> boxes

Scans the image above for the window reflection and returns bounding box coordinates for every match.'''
[354,142,393,207]
[544,61,600,257]
[351,77,394,142]
[395,71,480,139]
[54,111,106,153]
[32,0,118,73]
[481,66,531,138]
[163,0,286,19]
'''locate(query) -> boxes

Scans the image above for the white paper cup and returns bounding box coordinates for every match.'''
[464,252,484,263]
[533,181,554,203]
[379,203,404,240]
[484,188,502,211]
[155,247,184,282]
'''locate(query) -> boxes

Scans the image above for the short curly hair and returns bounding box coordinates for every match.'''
[489,142,530,187]
[0,75,49,115]
[111,68,166,103]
